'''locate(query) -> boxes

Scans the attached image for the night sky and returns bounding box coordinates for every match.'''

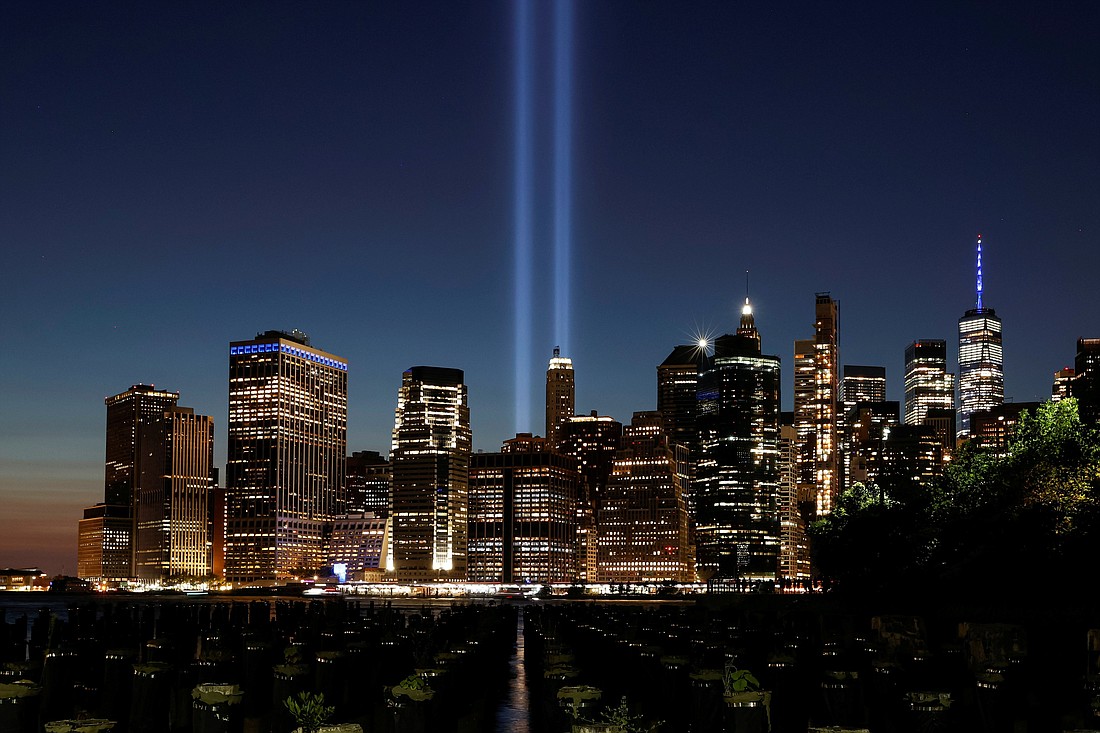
[2,2,1097,575]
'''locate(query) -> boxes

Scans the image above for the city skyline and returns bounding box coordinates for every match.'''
[2,2,1098,575]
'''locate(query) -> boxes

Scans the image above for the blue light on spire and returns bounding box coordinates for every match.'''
[976,234,983,310]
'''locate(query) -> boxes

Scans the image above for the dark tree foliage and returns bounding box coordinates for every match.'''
[809,399,1100,601]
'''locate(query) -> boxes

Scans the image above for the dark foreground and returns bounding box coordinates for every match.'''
[1,591,1098,733]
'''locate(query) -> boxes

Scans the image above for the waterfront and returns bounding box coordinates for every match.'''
[2,592,1099,732]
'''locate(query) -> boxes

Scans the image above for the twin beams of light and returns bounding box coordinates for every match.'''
[513,0,534,433]
[513,0,574,434]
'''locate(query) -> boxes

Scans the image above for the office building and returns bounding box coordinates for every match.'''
[904,340,954,426]
[839,365,886,490]
[793,293,839,515]
[346,450,391,516]
[970,402,1042,456]
[77,503,133,583]
[468,434,578,583]
[695,298,782,582]
[389,366,471,581]
[598,412,693,583]
[545,347,575,449]
[776,420,810,584]
[1052,367,1075,402]
[657,344,709,455]
[1074,338,1100,424]
[98,384,181,578]
[846,401,901,488]
[879,424,944,489]
[558,413,622,581]
[135,407,215,582]
[225,330,348,585]
[958,236,1003,436]
[326,513,389,581]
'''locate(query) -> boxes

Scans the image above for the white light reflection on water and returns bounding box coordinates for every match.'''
[495,611,530,733]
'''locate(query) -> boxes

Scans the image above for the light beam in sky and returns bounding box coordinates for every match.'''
[513,0,534,433]
[553,0,573,355]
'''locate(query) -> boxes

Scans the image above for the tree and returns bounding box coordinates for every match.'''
[811,399,1100,601]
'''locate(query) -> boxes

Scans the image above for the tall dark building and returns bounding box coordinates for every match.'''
[970,402,1043,456]
[346,450,391,516]
[558,412,623,581]
[958,235,1003,436]
[389,366,471,581]
[839,365,887,491]
[225,330,348,585]
[98,384,180,579]
[695,298,781,582]
[468,434,578,583]
[904,339,954,426]
[104,385,180,509]
[135,406,215,582]
[846,401,901,488]
[657,344,709,455]
[545,347,575,448]
[1073,338,1100,424]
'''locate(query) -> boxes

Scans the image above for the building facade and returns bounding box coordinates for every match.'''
[468,434,578,583]
[957,235,1004,437]
[346,450,391,516]
[904,339,954,426]
[225,330,348,585]
[135,407,215,581]
[598,413,693,583]
[545,348,575,449]
[1073,338,1100,424]
[695,299,782,582]
[793,293,839,515]
[389,366,471,581]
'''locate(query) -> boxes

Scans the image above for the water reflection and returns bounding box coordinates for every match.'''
[495,611,530,733]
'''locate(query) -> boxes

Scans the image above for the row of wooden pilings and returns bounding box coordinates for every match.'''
[522,601,1100,733]
[0,599,518,733]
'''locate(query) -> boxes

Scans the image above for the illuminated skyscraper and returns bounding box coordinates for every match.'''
[468,434,578,583]
[904,340,954,425]
[793,293,839,515]
[776,420,809,584]
[695,298,781,582]
[839,365,887,491]
[135,407,215,582]
[545,347,575,448]
[558,412,623,581]
[390,366,471,581]
[598,412,693,583]
[225,330,348,585]
[958,236,1004,437]
[1052,367,1075,402]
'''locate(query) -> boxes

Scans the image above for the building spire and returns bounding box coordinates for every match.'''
[738,271,757,339]
[976,234,983,310]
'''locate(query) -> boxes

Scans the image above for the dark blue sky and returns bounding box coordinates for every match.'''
[2,2,1097,573]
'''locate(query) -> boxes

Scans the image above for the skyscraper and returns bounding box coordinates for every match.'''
[695,298,781,582]
[545,347,575,448]
[904,340,954,426]
[597,412,693,583]
[793,293,839,515]
[957,235,1004,437]
[225,330,348,586]
[468,434,578,583]
[1073,338,1100,424]
[657,344,709,455]
[1052,367,1075,402]
[389,366,471,581]
[345,450,391,516]
[839,365,887,491]
[101,384,180,578]
[558,412,623,581]
[135,406,215,582]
